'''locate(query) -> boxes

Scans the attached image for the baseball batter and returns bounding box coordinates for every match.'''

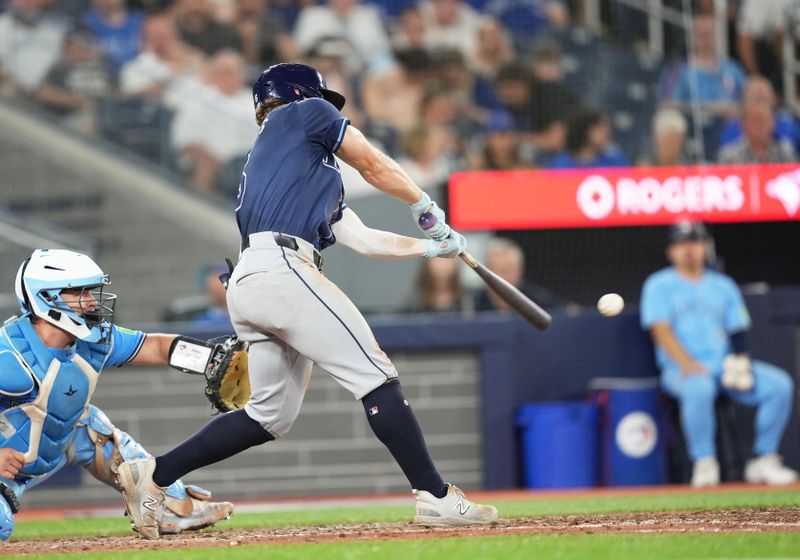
[119,63,498,539]
[0,249,233,541]
[641,221,797,487]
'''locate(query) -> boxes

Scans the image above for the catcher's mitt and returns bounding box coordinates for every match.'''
[203,336,251,413]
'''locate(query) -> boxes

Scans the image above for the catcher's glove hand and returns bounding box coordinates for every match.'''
[204,336,251,413]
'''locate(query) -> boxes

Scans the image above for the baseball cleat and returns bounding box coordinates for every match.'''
[744,454,798,485]
[117,457,166,539]
[691,456,720,488]
[413,483,498,527]
[158,486,235,534]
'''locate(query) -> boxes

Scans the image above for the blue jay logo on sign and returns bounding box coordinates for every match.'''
[615,412,657,458]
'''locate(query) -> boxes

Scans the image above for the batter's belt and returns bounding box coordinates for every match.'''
[241,232,323,270]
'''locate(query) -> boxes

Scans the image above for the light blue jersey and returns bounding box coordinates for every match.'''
[640,267,751,373]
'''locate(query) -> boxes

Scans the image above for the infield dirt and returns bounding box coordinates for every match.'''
[4,507,799,556]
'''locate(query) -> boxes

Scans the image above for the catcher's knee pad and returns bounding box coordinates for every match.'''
[70,405,150,490]
[0,495,14,541]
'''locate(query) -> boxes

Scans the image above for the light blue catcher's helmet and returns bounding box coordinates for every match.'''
[14,249,116,343]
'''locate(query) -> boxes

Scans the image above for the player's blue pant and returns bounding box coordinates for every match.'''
[0,405,193,541]
[661,360,795,461]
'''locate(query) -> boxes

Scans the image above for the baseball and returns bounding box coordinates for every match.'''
[597,293,625,317]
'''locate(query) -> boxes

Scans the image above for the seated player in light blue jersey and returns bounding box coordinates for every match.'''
[0,249,234,541]
[641,221,797,487]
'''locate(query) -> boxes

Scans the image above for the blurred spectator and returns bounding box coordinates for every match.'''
[119,14,205,106]
[191,262,232,325]
[468,16,513,79]
[430,49,484,128]
[173,0,242,56]
[666,14,745,122]
[719,76,800,154]
[469,110,528,170]
[34,28,112,134]
[419,0,483,58]
[305,36,364,128]
[529,40,582,147]
[548,108,629,169]
[82,0,145,77]
[0,0,67,93]
[717,101,797,164]
[641,220,798,487]
[641,107,690,167]
[483,0,568,46]
[411,256,470,313]
[474,237,566,312]
[362,47,432,135]
[736,0,793,93]
[294,0,393,75]
[494,60,580,159]
[391,7,427,51]
[232,0,296,69]
[170,50,257,192]
[397,122,454,191]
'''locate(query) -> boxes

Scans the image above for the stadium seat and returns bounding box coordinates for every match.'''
[97,98,174,166]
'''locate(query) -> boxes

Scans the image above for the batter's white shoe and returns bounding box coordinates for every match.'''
[413,483,498,527]
[744,454,799,485]
[117,457,166,539]
[158,485,234,534]
[691,457,720,487]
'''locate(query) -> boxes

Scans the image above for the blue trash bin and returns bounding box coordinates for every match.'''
[515,402,599,489]
[591,378,667,486]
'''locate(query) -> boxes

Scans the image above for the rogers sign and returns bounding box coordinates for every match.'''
[449,164,800,230]
[577,174,745,219]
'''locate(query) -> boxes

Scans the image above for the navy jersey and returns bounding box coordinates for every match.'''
[235,98,350,250]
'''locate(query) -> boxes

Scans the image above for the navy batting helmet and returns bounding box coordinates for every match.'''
[252,63,346,111]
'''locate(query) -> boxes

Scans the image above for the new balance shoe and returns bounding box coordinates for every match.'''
[117,457,166,539]
[413,483,498,527]
[691,457,720,488]
[744,454,799,485]
[158,485,234,534]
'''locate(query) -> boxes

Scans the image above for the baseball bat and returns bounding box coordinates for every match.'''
[419,212,552,331]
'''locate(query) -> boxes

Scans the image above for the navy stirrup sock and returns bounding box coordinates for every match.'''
[152,408,273,487]
[362,381,448,499]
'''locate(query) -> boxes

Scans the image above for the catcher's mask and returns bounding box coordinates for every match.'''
[15,249,117,343]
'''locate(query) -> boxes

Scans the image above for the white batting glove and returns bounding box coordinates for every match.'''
[424,230,467,258]
[410,192,451,241]
[721,354,754,392]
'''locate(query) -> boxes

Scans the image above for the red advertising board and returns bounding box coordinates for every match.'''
[448,164,800,230]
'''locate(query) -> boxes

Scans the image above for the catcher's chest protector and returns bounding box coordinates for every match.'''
[0,319,104,477]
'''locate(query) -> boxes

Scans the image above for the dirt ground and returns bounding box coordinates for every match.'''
[4,507,799,556]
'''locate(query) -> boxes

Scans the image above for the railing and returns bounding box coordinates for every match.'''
[583,0,729,60]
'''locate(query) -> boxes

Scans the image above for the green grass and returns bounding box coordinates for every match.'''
[12,489,800,559]
[18,533,800,560]
[14,489,800,540]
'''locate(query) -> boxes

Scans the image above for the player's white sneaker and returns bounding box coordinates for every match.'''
[117,457,166,539]
[413,483,498,527]
[691,457,720,487]
[744,454,799,485]
[158,486,235,534]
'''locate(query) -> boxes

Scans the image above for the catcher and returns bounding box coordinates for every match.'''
[0,248,235,541]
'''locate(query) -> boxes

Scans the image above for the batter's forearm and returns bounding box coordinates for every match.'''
[333,207,427,259]
[359,152,424,205]
[336,125,424,205]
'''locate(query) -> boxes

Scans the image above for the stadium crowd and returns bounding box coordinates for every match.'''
[0,0,799,194]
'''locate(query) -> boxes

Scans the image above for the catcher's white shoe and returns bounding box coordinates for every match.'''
[744,454,799,485]
[691,457,720,488]
[413,484,498,527]
[158,485,235,534]
[117,457,166,539]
